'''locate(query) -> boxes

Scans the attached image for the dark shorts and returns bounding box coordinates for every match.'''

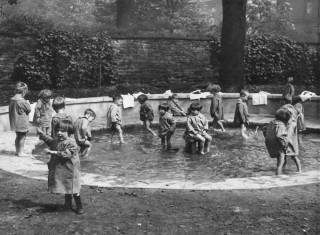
[111,122,122,131]
[16,131,28,135]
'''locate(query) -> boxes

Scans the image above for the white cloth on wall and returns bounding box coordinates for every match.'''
[252,92,268,105]
[189,90,211,100]
[121,94,135,109]
[300,91,317,102]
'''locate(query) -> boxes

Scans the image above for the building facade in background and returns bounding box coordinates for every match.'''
[287,0,320,43]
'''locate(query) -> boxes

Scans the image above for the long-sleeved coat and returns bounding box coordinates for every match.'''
[210,94,224,121]
[158,112,176,138]
[139,102,154,122]
[73,116,92,145]
[185,113,208,139]
[9,95,31,132]
[34,99,53,128]
[282,82,295,102]
[106,103,122,128]
[264,120,290,158]
[41,134,81,194]
[233,99,249,127]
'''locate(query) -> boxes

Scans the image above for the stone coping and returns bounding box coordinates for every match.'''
[1,93,319,111]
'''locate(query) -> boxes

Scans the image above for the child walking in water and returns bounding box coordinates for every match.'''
[209,84,225,132]
[34,89,53,135]
[106,95,125,144]
[185,103,212,154]
[158,103,176,150]
[234,90,250,139]
[37,120,83,214]
[263,108,302,175]
[51,97,72,138]
[168,93,187,116]
[74,109,96,157]
[9,82,31,157]
[137,94,157,136]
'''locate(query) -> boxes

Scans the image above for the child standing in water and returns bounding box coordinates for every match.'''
[185,103,212,154]
[158,103,176,150]
[263,108,302,175]
[106,95,125,144]
[74,109,96,157]
[51,97,72,138]
[137,94,156,136]
[234,90,250,139]
[9,82,31,157]
[168,93,187,116]
[209,84,225,132]
[37,120,83,214]
[34,89,53,135]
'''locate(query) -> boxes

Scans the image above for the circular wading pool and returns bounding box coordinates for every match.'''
[32,128,320,182]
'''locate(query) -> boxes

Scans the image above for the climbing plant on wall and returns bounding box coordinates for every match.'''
[12,30,116,90]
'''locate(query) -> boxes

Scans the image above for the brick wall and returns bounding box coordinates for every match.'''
[0,36,216,90]
[0,35,37,88]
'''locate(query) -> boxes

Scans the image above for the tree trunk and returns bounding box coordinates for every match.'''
[116,0,132,28]
[220,0,247,92]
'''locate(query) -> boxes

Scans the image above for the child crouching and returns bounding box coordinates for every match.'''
[74,109,96,157]
[185,103,212,154]
[263,108,302,175]
[158,103,176,150]
[37,120,83,214]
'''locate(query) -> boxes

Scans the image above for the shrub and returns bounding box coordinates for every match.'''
[11,30,116,90]
[210,35,319,87]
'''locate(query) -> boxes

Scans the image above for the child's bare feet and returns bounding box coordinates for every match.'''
[199,151,205,155]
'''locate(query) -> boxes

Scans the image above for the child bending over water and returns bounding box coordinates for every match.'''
[168,93,187,116]
[185,103,212,154]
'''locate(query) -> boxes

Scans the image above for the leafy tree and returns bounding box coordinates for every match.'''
[246,0,294,36]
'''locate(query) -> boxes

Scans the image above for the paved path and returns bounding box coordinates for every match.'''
[0,125,319,190]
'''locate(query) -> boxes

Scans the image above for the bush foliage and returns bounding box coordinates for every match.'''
[12,31,116,90]
[210,35,319,87]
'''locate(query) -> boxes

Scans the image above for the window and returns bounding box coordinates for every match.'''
[305,0,312,15]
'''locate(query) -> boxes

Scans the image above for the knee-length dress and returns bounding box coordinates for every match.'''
[280,104,299,156]
[41,135,81,194]
[34,99,53,128]
[210,94,224,122]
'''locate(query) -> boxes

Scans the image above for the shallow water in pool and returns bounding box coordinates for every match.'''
[33,128,320,182]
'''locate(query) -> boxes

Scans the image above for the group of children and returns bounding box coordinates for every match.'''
[8,81,307,214]
[9,82,96,214]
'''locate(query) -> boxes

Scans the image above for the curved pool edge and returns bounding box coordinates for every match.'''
[0,153,319,191]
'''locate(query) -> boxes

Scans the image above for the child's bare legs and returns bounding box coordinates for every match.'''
[15,132,27,156]
[194,134,206,154]
[291,155,302,173]
[217,121,226,132]
[202,132,212,153]
[144,120,156,136]
[276,153,285,175]
[114,125,125,143]
[241,124,249,139]
[43,127,50,136]
[161,137,166,149]
[166,131,174,149]
[283,155,302,173]
[80,140,92,158]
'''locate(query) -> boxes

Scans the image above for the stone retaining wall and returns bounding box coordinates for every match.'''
[0,93,319,132]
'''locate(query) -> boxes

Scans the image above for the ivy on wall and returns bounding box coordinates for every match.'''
[210,35,319,87]
[11,31,116,90]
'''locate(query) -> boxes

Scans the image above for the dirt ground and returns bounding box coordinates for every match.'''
[0,169,319,235]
